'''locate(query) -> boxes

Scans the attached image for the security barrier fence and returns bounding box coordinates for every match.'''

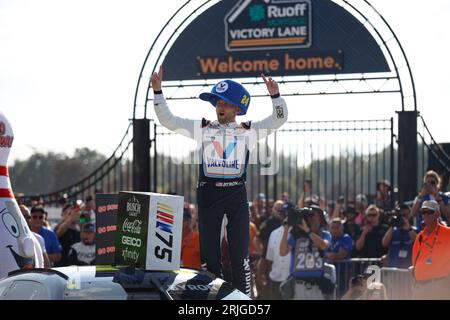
[151,119,395,206]
[332,259,414,300]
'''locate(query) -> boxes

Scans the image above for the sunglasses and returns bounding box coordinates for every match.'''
[421,210,435,216]
[426,180,437,185]
[367,214,378,218]
[31,215,44,220]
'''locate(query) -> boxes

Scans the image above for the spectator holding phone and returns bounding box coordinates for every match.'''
[412,170,450,231]
[81,195,96,223]
[354,194,368,226]
[54,203,81,266]
[355,205,388,258]
[297,179,312,208]
[341,275,367,300]
[330,196,345,220]
[375,180,392,212]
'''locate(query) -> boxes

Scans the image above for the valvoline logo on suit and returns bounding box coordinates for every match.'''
[202,134,248,179]
[212,140,236,159]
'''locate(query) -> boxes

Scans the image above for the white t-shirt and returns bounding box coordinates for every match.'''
[33,232,46,253]
[266,226,291,282]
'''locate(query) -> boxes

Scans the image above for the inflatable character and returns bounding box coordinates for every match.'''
[0,111,43,279]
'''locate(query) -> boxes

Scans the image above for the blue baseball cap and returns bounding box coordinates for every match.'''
[199,80,251,115]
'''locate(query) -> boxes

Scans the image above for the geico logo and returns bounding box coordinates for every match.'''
[186,284,212,291]
[121,235,141,247]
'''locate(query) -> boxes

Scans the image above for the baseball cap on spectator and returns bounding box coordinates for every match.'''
[377,180,391,190]
[257,193,266,201]
[309,204,323,213]
[331,217,344,225]
[305,196,319,206]
[30,205,46,214]
[355,194,368,204]
[420,200,439,213]
[82,222,95,233]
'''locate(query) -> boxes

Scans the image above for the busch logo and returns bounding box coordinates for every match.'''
[126,196,141,217]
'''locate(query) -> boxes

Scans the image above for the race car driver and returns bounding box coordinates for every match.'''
[151,66,288,296]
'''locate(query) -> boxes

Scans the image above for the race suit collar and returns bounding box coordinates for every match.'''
[212,120,238,129]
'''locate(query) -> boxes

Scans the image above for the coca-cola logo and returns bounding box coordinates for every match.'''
[122,217,142,235]
[0,122,5,136]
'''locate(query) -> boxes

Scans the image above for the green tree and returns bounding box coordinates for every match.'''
[9,148,107,195]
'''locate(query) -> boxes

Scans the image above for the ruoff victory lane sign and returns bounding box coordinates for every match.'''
[225,0,312,51]
[115,192,183,270]
[163,0,389,80]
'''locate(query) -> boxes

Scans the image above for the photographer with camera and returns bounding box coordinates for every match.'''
[412,170,450,231]
[381,203,417,268]
[279,205,332,300]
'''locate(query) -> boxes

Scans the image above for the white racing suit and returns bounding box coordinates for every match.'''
[154,92,288,296]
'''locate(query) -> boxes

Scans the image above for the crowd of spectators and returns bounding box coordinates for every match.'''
[18,194,97,268]
[179,170,449,299]
[12,169,449,300]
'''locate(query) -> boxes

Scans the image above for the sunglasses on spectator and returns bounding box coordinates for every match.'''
[24,215,31,220]
[367,214,377,218]
[421,210,435,216]
[31,215,44,220]
[426,180,437,185]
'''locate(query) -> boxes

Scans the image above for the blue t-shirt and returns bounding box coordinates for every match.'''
[415,193,450,231]
[386,228,415,269]
[326,233,353,260]
[38,227,62,255]
[288,230,331,279]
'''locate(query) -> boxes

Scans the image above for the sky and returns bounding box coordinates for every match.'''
[0,0,449,164]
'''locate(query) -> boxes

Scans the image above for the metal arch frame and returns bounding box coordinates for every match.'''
[363,0,417,112]
[133,0,418,119]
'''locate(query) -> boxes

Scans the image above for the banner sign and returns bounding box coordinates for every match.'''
[225,0,312,51]
[95,193,118,265]
[198,50,343,78]
[163,0,390,80]
[115,191,184,270]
